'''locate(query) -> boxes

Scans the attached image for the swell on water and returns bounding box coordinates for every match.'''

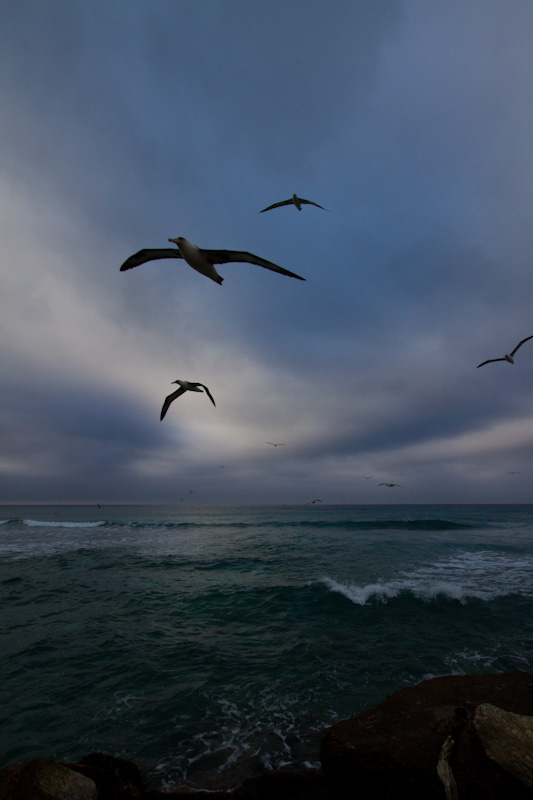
[2,517,482,531]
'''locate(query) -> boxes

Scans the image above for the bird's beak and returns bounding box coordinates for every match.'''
[169,237,178,244]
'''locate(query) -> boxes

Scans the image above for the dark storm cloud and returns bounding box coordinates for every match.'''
[0,365,170,473]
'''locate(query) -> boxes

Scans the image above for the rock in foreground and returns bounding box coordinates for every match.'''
[320,670,533,799]
[0,758,98,800]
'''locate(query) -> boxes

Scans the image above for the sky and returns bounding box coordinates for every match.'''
[2,0,533,505]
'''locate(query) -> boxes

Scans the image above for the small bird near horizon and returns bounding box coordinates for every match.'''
[260,193,328,213]
[266,442,286,447]
[160,379,216,421]
[379,482,403,488]
[120,236,305,284]
[476,335,533,368]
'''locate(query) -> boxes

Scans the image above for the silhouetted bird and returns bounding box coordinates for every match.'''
[120,236,305,284]
[160,379,216,421]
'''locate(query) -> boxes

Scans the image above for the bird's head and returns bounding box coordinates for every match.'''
[168,237,183,245]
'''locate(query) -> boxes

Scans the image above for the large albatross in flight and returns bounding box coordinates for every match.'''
[160,379,216,421]
[260,193,328,213]
[120,236,305,285]
[476,335,533,368]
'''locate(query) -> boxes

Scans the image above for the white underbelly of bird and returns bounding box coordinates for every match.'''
[174,237,223,284]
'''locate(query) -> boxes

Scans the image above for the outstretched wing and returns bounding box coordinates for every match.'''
[197,384,216,407]
[510,335,533,357]
[300,198,329,211]
[160,387,187,420]
[200,249,306,281]
[259,199,292,213]
[476,358,506,368]
[120,248,184,271]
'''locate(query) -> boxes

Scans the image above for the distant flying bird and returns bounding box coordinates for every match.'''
[260,193,328,213]
[308,499,322,504]
[120,236,305,284]
[476,335,533,368]
[160,379,216,421]
[505,471,520,475]
[379,483,403,488]
[266,442,286,447]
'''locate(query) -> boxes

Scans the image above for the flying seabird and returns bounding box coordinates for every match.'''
[260,193,328,213]
[379,483,403,488]
[476,335,533,368]
[160,379,216,421]
[266,442,286,447]
[120,236,305,284]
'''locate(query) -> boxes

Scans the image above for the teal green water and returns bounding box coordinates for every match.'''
[1,504,532,790]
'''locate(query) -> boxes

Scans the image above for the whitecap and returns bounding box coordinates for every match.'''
[321,576,400,605]
[22,519,106,528]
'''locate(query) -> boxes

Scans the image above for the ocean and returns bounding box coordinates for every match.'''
[1,504,532,791]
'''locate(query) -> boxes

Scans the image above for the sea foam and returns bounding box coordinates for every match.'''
[22,519,106,528]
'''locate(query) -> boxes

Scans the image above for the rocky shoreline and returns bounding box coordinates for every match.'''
[2,671,532,799]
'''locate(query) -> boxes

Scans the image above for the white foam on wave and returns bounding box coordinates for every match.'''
[322,551,533,606]
[0,519,9,525]
[22,519,106,528]
[322,577,401,605]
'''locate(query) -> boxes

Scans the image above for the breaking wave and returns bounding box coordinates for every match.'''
[322,551,533,605]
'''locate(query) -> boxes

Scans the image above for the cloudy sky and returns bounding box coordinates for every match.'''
[2,0,533,505]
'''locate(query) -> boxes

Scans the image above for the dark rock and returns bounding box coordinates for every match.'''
[234,768,330,800]
[0,758,97,799]
[142,792,233,798]
[320,670,533,800]
[77,753,144,799]
[64,763,118,799]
